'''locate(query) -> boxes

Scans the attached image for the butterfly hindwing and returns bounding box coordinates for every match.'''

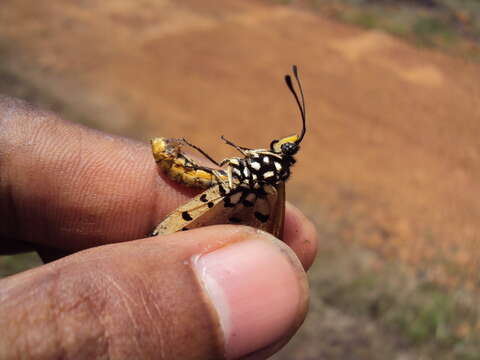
[269,182,285,239]
[221,183,285,238]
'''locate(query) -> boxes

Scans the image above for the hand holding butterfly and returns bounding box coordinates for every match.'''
[0,97,318,360]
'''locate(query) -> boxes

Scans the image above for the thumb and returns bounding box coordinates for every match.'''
[0,226,309,360]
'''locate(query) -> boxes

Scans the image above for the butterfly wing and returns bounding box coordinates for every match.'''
[270,182,285,239]
[152,183,285,239]
[151,184,226,236]
[220,183,285,238]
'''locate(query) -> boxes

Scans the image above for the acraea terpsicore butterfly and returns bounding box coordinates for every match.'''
[150,65,306,240]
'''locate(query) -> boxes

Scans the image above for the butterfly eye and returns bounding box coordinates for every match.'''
[281,142,298,155]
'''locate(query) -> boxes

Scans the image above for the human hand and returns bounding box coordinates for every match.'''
[0,96,318,359]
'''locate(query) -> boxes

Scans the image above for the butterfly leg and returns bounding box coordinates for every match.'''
[226,165,234,189]
[181,138,222,166]
[220,136,252,156]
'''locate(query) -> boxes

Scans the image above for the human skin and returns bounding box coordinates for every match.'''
[0,96,318,360]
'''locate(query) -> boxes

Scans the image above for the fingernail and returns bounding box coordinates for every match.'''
[192,232,308,359]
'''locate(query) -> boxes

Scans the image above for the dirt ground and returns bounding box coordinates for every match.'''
[1,0,480,358]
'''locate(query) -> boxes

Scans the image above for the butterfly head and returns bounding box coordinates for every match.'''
[270,135,300,156]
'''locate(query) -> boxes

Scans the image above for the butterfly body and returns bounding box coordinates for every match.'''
[151,66,306,240]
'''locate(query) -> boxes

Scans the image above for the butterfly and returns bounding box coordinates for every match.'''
[150,65,306,240]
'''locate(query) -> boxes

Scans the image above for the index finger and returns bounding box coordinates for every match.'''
[0,96,317,268]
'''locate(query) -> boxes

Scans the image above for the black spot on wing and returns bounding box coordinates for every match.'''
[223,197,234,208]
[200,194,208,202]
[207,201,214,208]
[256,187,268,197]
[243,199,254,207]
[219,185,227,196]
[182,211,193,221]
[254,211,269,223]
[182,227,189,231]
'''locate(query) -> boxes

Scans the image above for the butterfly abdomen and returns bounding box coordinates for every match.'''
[151,137,226,188]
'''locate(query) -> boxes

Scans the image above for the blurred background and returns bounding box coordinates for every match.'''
[1,0,480,358]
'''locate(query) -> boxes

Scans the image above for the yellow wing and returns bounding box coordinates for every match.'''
[152,183,285,239]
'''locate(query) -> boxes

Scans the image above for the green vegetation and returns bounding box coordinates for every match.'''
[312,243,480,358]
[0,253,42,277]
[272,0,480,60]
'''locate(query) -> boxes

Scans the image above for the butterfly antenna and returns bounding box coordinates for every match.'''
[284,65,306,144]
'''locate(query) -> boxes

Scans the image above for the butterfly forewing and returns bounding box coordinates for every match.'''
[152,185,225,235]
[153,183,285,238]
